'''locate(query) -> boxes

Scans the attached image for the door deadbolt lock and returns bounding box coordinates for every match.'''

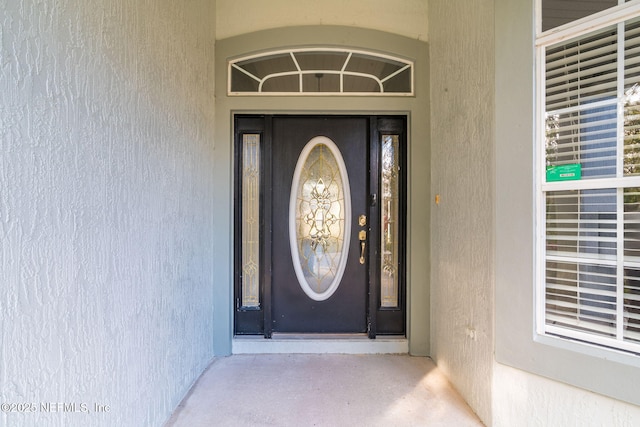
[358,214,367,227]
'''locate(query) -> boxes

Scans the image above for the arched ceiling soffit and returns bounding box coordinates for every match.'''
[215,0,428,41]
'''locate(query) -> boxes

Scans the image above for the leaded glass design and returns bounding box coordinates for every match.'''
[290,137,351,301]
[242,134,260,307]
[381,135,400,308]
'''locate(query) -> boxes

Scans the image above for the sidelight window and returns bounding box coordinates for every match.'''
[380,135,401,308]
[241,134,261,308]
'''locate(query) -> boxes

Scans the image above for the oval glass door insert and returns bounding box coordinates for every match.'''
[289,136,351,301]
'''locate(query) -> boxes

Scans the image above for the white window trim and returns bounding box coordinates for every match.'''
[535,0,640,358]
[537,1,640,45]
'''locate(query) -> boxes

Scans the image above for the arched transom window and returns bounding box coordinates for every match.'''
[228,48,414,96]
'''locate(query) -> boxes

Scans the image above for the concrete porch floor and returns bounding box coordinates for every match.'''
[164,354,485,426]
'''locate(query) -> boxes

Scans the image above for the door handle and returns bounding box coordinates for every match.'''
[359,230,367,264]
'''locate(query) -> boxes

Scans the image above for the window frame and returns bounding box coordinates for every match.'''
[535,0,640,357]
[227,47,415,96]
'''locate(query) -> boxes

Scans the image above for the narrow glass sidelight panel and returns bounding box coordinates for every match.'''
[290,137,351,301]
[242,134,260,308]
[381,135,400,308]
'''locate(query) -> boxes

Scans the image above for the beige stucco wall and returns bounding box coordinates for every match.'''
[428,0,494,424]
[215,0,428,41]
[493,363,640,426]
[1,1,216,426]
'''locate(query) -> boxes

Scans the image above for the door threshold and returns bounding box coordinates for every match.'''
[232,334,408,354]
[271,333,369,340]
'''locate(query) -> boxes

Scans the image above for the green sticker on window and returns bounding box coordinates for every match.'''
[546,164,582,182]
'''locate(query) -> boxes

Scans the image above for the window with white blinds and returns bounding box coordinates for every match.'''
[538,6,640,354]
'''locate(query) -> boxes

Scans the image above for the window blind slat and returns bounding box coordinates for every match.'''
[547,285,618,299]
[623,329,640,343]
[546,312,616,336]
[624,310,640,321]
[546,31,618,63]
[546,60,618,88]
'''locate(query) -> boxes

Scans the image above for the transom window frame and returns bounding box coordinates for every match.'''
[227,47,414,96]
[535,0,640,357]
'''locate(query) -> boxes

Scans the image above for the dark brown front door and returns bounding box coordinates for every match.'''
[271,116,369,333]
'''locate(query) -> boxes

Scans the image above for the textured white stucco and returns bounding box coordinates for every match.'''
[429,0,494,424]
[1,1,216,426]
[215,0,429,41]
[493,363,640,427]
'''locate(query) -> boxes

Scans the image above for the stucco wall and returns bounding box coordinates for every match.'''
[493,363,640,426]
[0,1,216,426]
[428,0,494,424]
[215,0,428,41]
